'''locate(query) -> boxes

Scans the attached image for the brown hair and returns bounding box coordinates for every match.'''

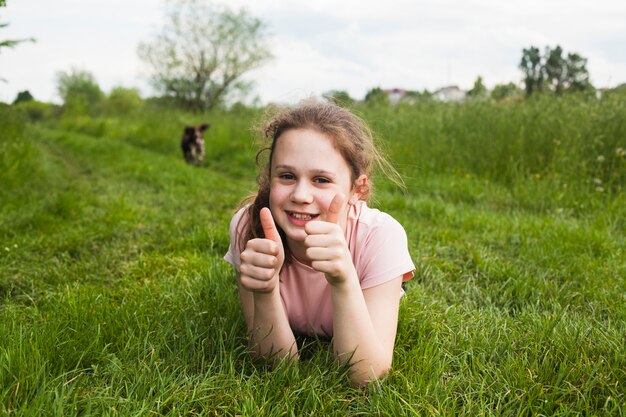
[236,98,403,264]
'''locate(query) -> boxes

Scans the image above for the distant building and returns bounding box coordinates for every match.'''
[382,88,407,105]
[433,85,466,102]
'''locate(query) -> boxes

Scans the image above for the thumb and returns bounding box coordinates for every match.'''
[325,193,345,224]
[260,207,281,243]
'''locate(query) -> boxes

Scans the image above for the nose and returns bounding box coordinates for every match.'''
[290,180,314,204]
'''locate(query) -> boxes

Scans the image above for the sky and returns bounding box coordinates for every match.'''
[1,0,625,104]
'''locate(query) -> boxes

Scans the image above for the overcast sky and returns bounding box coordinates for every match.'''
[1,0,625,104]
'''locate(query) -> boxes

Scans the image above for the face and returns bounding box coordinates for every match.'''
[269,128,362,251]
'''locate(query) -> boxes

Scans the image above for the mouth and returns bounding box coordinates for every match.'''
[287,211,319,222]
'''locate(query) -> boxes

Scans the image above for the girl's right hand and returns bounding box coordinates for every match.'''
[238,207,284,294]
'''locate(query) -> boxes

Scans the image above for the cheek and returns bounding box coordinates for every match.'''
[268,190,277,211]
[268,185,286,210]
[318,191,349,216]
[319,193,335,209]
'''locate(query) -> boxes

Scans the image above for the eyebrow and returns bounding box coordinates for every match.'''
[273,164,336,176]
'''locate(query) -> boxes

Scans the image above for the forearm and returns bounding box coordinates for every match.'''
[250,289,298,362]
[331,277,392,385]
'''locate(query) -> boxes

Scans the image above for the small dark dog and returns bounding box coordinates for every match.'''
[181,124,209,165]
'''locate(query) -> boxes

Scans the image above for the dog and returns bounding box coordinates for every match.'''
[181,124,209,165]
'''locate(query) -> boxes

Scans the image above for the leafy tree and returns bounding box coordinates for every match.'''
[520,46,544,96]
[13,100,57,121]
[544,46,567,94]
[1,17,35,82]
[520,45,593,96]
[55,68,104,114]
[402,89,433,103]
[0,22,34,52]
[364,87,389,106]
[563,52,593,92]
[323,90,354,106]
[12,90,33,104]
[105,86,143,115]
[490,82,522,101]
[137,0,272,112]
[466,76,488,100]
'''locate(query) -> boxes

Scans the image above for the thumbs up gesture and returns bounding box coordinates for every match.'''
[304,193,355,285]
[239,207,285,294]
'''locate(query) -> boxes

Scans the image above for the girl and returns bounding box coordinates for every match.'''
[224,98,415,386]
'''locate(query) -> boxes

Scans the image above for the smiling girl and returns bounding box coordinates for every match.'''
[224,98,415,386]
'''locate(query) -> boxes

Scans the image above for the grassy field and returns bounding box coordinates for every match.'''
[1,94,625,416]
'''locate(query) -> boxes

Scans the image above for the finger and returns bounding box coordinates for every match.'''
[305,246,339,262]
[240,264,276,281]
[304,233,336,249]
[239,274,276,293]
[310,260,340,276]
[325,193,345,224]
[304,220,336,236]
[241,248,279,268]
[245,238,279,256]
[260,207,281,243]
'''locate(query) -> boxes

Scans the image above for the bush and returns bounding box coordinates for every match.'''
[104,87,144,116]
[12,90,34,104]
[13,100,60,121]
[56,68,104,115]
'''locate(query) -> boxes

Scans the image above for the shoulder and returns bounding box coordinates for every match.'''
[224,204,252,269]
[230,204,250,228]
[229,204,251,246]
[346,200,410,257]
[348,201,415,287]
[351,201,407,240]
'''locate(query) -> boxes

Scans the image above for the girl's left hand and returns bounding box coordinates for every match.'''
[304,193,355,286]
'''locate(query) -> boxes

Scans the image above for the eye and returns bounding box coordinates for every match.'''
[278,173,295,181]
[313,177,331,184]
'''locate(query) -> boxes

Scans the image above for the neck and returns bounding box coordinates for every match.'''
[287,241,312,266]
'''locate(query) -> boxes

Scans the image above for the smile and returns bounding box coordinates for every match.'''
[287,211,318,221]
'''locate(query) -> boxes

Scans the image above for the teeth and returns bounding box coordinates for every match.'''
[290,212,313,220]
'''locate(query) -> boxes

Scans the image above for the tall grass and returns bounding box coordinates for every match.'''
[1,95,624,416]
[361,93,625,214]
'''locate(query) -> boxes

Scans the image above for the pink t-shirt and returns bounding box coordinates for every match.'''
[224,201,415,337]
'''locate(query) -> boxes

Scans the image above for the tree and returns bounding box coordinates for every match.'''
[323,90,354,106]
[466,76,488,100]
[55,68,103,113]
[520,45,593,96]
[402,89,433,103]
[364,87,389,106]
[544,45,567,94]
[137,0,272,111]
[520,46,544,96]
[490,82,522,101]
[12,90,33,104]
[564,52,593,92]
[1,17,35,82]
[105,87,143,115]
[0,22,34,52]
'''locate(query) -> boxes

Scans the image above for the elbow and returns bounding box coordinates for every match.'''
[348,362,391,387]
[249,340,299,365]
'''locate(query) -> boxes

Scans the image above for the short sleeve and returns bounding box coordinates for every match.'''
[223,206,249,271]
[354,212,415,290]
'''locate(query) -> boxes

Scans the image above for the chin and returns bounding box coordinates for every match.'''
[286,231,307,242]
[279,225,306,242]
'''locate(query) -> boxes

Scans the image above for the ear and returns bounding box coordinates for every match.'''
[350,174,369,203]
[200,123,210,131]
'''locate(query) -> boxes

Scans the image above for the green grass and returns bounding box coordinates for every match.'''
[1,96,624,416]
